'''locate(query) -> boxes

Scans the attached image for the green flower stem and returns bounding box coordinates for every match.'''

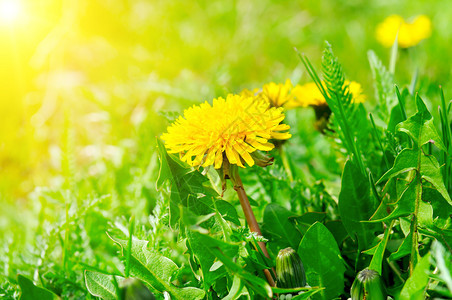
[231,171,276,287]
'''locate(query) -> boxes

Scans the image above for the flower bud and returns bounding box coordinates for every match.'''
[350,268,387,300]
[276,247,306,288]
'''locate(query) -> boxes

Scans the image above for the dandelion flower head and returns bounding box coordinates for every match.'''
[289,80,366,108]
[161,94,291,169]
[289,82,326,108]
[260,79,293,108]
[376,14,432,48]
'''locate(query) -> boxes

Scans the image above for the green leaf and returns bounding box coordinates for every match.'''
[190,231,272,298]
[367,221,393,275]
[293,212,326,235]
[338,160,380,250]
[156,138,218,227]
[379,95,452,210]
[373,177,417,222]
[186,230,227,290]
[321,42,367,174]
[397,95,446,152]
[85,270,122,300]
[374,141,452,224]
[298,222,345,300]
[324,220,348,245]
[420,154,452,206]
[389,231,412,261]
[399,254,431,300]
[215,200,240,226]
[377,149,417,184]
[368,50,396,118]
[109,235,205,300]
[262,203,302,250]
[418,200,433,227]
[223,275,247,300]
[426,187,452,228]
[18,275,57,300]
[388,103,405,133]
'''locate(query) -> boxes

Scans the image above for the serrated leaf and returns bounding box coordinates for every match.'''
[377,147,452,208]
[298,222,345,300]
[396,95,446,152]
[262,203,302,250]
[389,231,412,261]
[372,177,417,222]
[18,275,57,300]
[156,138,218,227]
[85,270,122,300]
[338,160,380,250]
[109,235,205,300]
[377,149,417,184]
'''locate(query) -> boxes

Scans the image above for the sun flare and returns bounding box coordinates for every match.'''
[0,0,21,24]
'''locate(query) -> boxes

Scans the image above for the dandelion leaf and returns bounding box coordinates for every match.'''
[85,270,123,300]
[338,160,380,250]
[18,275,57,300]
[298,222,345,300]
[109,235,205,300]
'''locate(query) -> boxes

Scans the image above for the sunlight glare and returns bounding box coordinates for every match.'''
[0,0,21,24]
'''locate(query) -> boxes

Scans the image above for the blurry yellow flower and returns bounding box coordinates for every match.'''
[347,81,366,103]
[376,15,432,48]
[240,80,294,109]
[289,82,326,108]
[289,80,365,108]
[161,94,291,169]
[239,88,260,98]
[259,79,293,108]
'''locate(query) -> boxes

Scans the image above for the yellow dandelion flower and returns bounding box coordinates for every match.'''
[260,79,293,108]
[239,87,260,98]
[289,80,365,108]
[410,15,432,41]
[376,14,432,48]
[347,81,366,103]
[161,94,291,169]
[289,82,326,108]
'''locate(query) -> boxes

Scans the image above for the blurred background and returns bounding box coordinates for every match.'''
[1,0,451,205]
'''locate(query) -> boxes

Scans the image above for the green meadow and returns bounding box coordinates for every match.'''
[1,0,452,299]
